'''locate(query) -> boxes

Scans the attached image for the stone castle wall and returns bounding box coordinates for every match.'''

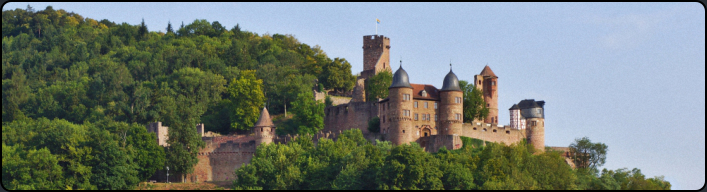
[419,134,463,153]
[323,101,379,134]
[461,122,525,145]
[183,135,259,182]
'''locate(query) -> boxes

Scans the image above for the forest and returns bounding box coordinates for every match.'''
[2,6,670,190]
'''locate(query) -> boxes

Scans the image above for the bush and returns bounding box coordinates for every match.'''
[367,117,380,133]
[325,96,333,106]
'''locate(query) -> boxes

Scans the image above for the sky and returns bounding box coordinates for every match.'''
[3,2,705,190]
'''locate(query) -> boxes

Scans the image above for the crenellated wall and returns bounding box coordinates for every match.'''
[461,122,525,145]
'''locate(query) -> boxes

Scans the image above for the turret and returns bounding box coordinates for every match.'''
[518,99,545,153]
[252,107,276,147]
[474,65,499,124]
[387,61,414,145]
[439,65,463,135]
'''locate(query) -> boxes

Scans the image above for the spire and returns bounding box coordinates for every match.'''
[480,65,497,78]
[399,57,403,69]
[449,59,453,72]
[253,107,274,127]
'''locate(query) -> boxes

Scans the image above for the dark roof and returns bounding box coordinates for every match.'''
[479,65,497,78]
[440,69,462,92]
[253,107,274,128]
[389,65,412,89]
[516,99,544,109]
[411,84,440,100]
[509,104,519,110]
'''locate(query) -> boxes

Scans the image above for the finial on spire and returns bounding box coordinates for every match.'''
[399,57,403,68]
[450,59,452,71]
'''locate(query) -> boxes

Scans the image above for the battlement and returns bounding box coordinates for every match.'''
[461,123,525,145]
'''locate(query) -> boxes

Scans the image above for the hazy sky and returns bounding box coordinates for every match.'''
[3,2,705,190]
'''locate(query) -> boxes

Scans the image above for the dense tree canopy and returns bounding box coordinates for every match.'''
[233,130,670,190]
[365,71,393,102]
[459,80,488,122]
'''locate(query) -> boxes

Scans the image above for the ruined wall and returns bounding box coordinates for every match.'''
[419,134,463,153]
[323,101,378,134]
[147,122,170,147]
[184,135,259,182]
[461,122,525,145]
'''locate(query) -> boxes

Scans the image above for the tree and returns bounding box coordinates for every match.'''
[367,117,380,133]
[227,70,265,131]
[320,58,355,93]
[288,91,325,135]
[166,21,173,34]
[365,71,393,102]
[569,137,607,171]
[376,142,444,190]
[459,80,488,122]
[138,18,147,40]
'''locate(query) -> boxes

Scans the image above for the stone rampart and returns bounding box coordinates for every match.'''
[419,134,463,153]
[183,135,259,182]
[323,101,378,134]
[461,122,525,145]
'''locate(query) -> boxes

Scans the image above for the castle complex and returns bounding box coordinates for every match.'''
[147,34,567,183]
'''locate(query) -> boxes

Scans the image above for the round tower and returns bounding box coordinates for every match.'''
[387,62,414,145]
[252,107,276,147]
[439,66,463,135]
[523,103,544,152]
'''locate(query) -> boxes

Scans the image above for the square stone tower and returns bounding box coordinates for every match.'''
[361,35,391,79]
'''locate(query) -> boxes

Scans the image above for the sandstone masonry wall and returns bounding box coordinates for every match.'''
[461,123,525,145]
[323,101,378,134]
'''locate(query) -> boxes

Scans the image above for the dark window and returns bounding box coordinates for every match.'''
[506,131,510,134]
[493,129,497,133]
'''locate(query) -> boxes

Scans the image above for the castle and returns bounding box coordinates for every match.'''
[147,34,568,183]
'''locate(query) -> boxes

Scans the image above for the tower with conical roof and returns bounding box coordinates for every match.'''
[439,63,463,135]
[252,107,276,147]
[387,60,414,145]
[474,65,499,124]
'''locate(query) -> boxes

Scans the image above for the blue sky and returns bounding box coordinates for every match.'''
[3,2,705,190]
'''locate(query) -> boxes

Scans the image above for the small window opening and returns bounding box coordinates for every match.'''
[483,128,487,132]
[506,131,510,134]
[493,129,497,133]
[473,127,477,130]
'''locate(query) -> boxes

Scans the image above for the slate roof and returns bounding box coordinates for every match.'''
[517,99,544,109]
[389,65,413,89]
[440,69,462,91]
[509,104,520,110]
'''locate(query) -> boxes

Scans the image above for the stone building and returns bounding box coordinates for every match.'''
[147,33,566,183]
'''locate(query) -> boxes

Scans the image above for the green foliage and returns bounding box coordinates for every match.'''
[367,117,380,133]
[324,95,333,106]
[285,91,325,135]
[320,58,356,93]
[569,137,608,172]
[459,80,489,122]
[365,71,393,102]
[227,70,265,131]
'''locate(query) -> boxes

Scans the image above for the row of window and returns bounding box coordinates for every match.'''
[413,101,439,109]
[414,113,434,121]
